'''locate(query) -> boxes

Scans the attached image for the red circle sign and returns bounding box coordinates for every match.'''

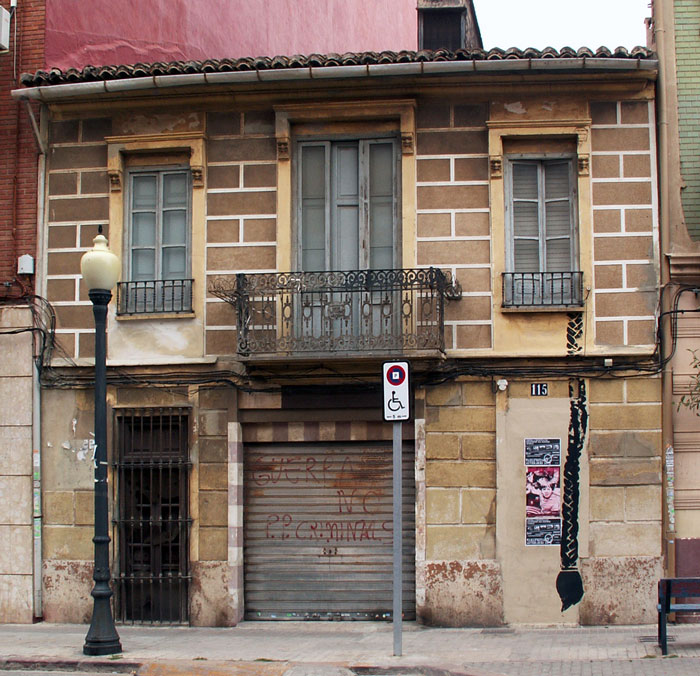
[386,364,406,386]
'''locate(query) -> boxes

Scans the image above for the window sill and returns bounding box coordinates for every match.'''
[501,305,584,313]
[116,311,196,321]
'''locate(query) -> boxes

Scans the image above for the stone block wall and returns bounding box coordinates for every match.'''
[580,375,663,624]
[420,379,502,625]
[0,306,35,622]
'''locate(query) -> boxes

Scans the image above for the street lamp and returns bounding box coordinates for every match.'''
[80,227,122,656]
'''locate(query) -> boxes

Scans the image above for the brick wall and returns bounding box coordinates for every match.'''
[415,102,491,350]
[205,110,277,356]
[590,101,657,347]
[0,0,44,286]
[44,118,110,358]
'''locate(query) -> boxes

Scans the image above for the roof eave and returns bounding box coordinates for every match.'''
[11,57,659,103]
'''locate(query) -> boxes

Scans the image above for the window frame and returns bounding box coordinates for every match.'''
[504,153,579,276]
[294,133,401,272]
[125,164,193,284]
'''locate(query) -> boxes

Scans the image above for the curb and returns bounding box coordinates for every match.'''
[0,657,142,673]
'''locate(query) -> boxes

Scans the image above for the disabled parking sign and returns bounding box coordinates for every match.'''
[383,361,410,422]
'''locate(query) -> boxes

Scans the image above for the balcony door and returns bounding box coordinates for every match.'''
[297,139,399,346]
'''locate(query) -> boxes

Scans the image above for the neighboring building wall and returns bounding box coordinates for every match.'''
[652,0,700,583]
[44,0,418,71]
[674,0,700,242]
[0,0,44,284]
[0,306,35,623]
[0,0,44,624]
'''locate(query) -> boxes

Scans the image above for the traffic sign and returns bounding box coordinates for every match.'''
[383,361,410,422]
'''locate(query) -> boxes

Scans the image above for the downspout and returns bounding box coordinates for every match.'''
[32,103,48,620]
[655,0,675,577]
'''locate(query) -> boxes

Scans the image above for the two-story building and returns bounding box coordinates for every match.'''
[13,43,661,627]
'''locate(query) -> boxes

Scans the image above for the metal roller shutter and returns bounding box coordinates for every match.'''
[244,441,416,620]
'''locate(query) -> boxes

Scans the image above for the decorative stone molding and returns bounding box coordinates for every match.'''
[191,165,204,188]
[577,154,589,176]
[277,137,290,161]
[401,132,414,155]
[490,156,503,178]
[668,253,700,283]
[107,169,122,192]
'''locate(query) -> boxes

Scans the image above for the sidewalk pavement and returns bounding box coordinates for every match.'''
[0,621,699,676]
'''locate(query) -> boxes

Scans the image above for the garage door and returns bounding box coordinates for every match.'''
[244,441,416,620]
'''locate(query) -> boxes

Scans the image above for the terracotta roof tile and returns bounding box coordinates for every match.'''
[20,47,655,87]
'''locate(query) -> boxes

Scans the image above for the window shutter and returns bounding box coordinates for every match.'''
[300,144,327,271]
[368,142,394,270]
[332,143,360,271]
[544,161,573,271]
[512,162,541,271]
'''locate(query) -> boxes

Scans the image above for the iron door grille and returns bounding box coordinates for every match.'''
[114,408,191,624]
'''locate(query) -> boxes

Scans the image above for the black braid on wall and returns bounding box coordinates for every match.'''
[556,378,588,611]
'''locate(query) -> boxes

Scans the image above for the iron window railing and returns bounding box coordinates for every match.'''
[210,267,461,358]
[502,271,584,308]
[116,279,193,315]
[114,408,191,624]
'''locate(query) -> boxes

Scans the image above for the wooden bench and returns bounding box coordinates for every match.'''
[658,577,700,655]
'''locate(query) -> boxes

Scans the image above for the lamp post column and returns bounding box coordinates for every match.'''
[83,287,121,656]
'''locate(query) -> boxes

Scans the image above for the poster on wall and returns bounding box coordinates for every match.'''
[525,438,562,545]
[524,438,561,466]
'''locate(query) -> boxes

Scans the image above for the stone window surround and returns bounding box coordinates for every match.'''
[487,119,593,315]
[274,99,417,272]
[105,132,206,320]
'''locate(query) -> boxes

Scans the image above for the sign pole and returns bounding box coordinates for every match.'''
[393,419,402,657]
[383,361,409,658]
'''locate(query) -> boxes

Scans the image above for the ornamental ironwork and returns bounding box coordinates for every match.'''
[210,268,461,358]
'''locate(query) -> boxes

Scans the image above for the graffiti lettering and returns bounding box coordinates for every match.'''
[263,512,392,543]
[336,488,382,514]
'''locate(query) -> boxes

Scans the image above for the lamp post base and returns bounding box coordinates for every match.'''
[83,640,123,657]
[83,595,122,655]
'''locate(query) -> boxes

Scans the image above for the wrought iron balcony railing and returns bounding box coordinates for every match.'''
[502,271,584,308]
[210,268,461,358]
[117,279,194,315]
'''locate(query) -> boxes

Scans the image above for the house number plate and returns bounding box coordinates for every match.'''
[531,383,549,397]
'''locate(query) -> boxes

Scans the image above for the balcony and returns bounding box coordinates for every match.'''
[210,268,461,360]
[502,271,584,308]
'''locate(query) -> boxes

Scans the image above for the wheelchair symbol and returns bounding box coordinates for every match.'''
[387,390,405,412]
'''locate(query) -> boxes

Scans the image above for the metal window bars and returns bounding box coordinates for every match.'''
[116,279,193,315]
[114,408,191,624]
[502,271,583,308]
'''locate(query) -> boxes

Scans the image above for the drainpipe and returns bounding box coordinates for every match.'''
[32,103,48,620]
[655,0,676,577]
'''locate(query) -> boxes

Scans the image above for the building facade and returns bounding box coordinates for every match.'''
[11,45,663,627]
[0,0,469,624]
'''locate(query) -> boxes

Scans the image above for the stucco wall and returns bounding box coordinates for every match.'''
[45,0,418,70]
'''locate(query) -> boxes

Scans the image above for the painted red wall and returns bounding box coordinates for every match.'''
[0,0,44,287]
[45,0,418,70]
